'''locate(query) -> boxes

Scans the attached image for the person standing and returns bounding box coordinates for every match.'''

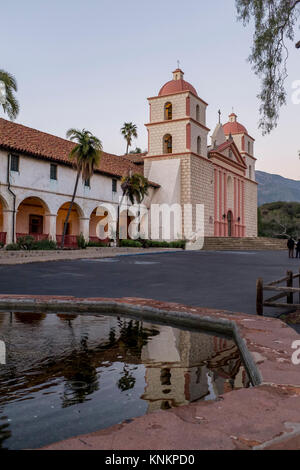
[296,239,300,259]
[287,237,295,258]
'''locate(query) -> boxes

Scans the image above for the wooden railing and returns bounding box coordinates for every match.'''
[56,235,78,248]
[0,232,6,245]
[256,269,300,315]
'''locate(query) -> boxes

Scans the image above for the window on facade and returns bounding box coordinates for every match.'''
[163,134,172,154]
[84,178,90,188]
[10,154,19,172]
[50,164,57,180]
[248,141,251,154]
[29,215,43,234]
[164,102,172,120]
[249,165,252,179]
[229,150,233,159]
[197,136,201,155]
[112,178,117,192]
[196,104,200,121]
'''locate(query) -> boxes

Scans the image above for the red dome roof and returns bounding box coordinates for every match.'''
[159,79,198,97]
[223,114,247,135]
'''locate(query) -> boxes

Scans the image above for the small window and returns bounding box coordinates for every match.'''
[164,102,172,120]
[229,150,233,159]
[249,165,252,179]
[50,164,57,180]
[248,141,251,154]
[196,104,200,121]
[163,134,172,154]
[84,178,90,188]
[112,178,117,192]
[10,154,19,172]
[197,136,201,155]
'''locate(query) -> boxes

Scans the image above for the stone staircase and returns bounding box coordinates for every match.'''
[187,237,287,251]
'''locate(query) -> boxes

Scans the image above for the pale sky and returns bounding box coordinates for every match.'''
[1,0,300,180]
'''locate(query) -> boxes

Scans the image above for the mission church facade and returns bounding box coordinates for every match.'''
[0,69,257,247]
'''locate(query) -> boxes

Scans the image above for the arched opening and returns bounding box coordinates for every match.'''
[249,165,252,180]
[197,136,201,155]
[16,197,50,241]
[196,104,200,121]
[164,102,172,120]
[56,202,83,248]
[163,134,172,154]
[0,196,7,245]
[89,207,111,244]
[227,210,233,237]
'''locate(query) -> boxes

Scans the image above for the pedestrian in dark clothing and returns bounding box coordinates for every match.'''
[296,239,300,259]
[287,237,295,258]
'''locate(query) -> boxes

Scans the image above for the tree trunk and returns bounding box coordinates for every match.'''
[116,192,125,247]
[126,141,129,155]
[61,170,81,249]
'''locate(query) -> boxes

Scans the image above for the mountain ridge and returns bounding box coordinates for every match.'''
[256,170,300,206]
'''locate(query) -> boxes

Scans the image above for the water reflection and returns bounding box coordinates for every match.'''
[0,311,251,449]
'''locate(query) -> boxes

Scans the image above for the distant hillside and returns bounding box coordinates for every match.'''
[258,201,300,238]
[256,171,300,206]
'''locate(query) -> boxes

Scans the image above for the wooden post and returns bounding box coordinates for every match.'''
[287,270,293,304]
[256,277,264,316]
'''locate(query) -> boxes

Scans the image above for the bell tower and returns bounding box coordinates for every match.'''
[143,69,215,242]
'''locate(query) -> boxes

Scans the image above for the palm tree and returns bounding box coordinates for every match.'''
[0,69,19,120]
[116,171,149,246]
[121,122,138,154]
[61,129,102,248]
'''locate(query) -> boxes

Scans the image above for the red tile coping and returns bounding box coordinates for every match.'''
[0,295,299,450]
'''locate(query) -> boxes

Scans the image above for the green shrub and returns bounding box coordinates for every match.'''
[5,243,20,251]
[87,240,109,247]
[139,239,186,249]
[16,235,36,250]
[120,239,143,248]
[34,239,57,250]
[76,233,87,249]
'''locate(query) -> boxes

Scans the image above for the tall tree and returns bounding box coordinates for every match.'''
[121,122,138,154]
[116,172,149,246]
[61,129,102,248]
[0,69,19,120]
[236,0,300,134]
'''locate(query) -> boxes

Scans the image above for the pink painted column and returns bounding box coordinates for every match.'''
[186,123,191,150]
[238,179,241,237]
[242,181,245,236]
[223,172,227,236]
[186,96,190,117]
[234,177,237,237]
[219,171,222,236]
[214,169,218,236]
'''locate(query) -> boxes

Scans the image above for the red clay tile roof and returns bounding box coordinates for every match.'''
[0,118,158,186]
[122,153,146,164]
[158,79,198,97]
[223,120,247,135]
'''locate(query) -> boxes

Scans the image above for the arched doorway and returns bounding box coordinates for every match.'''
[56,202,83,248]
[16,197,50,241]
[227,211,233,237]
